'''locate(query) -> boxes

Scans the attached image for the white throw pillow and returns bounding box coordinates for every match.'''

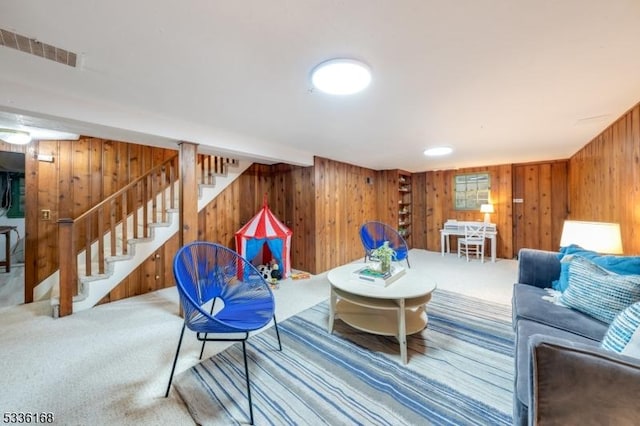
[560,256,640,324]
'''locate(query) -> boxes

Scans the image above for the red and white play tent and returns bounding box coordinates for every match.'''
[235,199,293,278]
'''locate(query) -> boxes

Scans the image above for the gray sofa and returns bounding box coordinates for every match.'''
[512,248,640,425]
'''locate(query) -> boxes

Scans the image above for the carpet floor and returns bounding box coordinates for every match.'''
[174,288,514,425]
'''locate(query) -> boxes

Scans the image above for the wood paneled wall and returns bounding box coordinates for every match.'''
[199,163,271,249]
[512,161,568,254]
[197,162,324,273]
[197,159,403,274]
[99,234,180,305]
[10,97,637,306]
[568,102,640,254]
[314,157,378,272]
[23,137,177,302]
[376,169,415,247]
[202,157,567,273]
[423,164,514,259]
[270,163,316,272]
[411,172,428,249]
[376,170,399,227]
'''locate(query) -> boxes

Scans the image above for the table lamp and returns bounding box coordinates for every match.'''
[480,204,494,223]
[559,220,623,254]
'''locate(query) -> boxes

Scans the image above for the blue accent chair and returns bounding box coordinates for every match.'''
[164,242,281,425]
[359,221,410,268]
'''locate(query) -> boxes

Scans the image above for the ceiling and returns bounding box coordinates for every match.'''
[1,1,640,172]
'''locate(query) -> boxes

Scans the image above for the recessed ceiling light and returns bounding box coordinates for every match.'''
[424,146,453,157]
[0,129,31,145]
[311,58,372,95]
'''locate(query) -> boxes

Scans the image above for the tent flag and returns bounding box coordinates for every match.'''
[235,199,292,278]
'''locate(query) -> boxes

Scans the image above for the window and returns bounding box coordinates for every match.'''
[454,173,490,210]
[1,172,25,218]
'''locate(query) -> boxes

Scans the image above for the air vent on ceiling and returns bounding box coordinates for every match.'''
[0,28,77,67]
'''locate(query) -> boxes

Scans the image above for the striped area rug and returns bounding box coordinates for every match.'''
[174,289,514,425]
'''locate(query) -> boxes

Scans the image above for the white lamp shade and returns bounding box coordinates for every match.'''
[480,204,494,214]
[559,220,623,254]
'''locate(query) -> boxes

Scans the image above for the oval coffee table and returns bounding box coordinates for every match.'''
[327,262,437,364]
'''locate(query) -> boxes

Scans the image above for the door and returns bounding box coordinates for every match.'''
[512,161,568,257]
[0,151,26,307]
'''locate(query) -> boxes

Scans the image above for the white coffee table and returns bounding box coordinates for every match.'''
[327,262,437,364]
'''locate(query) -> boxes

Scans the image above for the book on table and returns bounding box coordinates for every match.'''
[353,265,406,287]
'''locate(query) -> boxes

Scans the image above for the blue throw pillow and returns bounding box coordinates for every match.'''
[560,256,640,324]
[552,245,640,292]
[601,302,640,358]
[552,245,598,291]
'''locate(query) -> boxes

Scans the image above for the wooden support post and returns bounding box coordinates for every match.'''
[179,141,199,247]
[58,218,76,317]
[177,142,199,318]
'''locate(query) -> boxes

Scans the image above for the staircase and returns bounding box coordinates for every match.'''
[45,154,251,316]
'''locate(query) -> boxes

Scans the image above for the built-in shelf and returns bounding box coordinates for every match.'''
[397,171,412,246]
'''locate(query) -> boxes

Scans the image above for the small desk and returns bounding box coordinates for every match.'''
[439,220,498,262]
[0,226,16,273]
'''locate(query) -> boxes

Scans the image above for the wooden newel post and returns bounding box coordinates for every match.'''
[179,141,199,247]
[177,141,199,318]
[58,218,77,317]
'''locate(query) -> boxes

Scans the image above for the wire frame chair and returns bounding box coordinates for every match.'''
[164,241,282,425]
[359,221,410,268]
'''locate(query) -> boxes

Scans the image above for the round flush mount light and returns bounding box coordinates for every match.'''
[0,129,31,145]
[310,58,372,95]
[423,146,453,157]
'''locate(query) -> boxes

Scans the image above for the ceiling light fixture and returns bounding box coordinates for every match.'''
[0,129,31,145]
[424,146,453,157]
[310,58,372,95]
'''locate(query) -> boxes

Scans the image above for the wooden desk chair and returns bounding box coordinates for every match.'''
[458,223,487,262]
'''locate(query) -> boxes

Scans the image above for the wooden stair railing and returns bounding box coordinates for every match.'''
[197,154,238,185]
[57,155,179,317]
[56,153,240,317]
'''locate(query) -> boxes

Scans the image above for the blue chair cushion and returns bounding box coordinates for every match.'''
[560,256,640,324]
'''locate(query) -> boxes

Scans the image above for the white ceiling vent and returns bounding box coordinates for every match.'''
[0,28,77,67]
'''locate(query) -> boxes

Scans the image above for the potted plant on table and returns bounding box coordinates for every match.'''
[370,241,397,274]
